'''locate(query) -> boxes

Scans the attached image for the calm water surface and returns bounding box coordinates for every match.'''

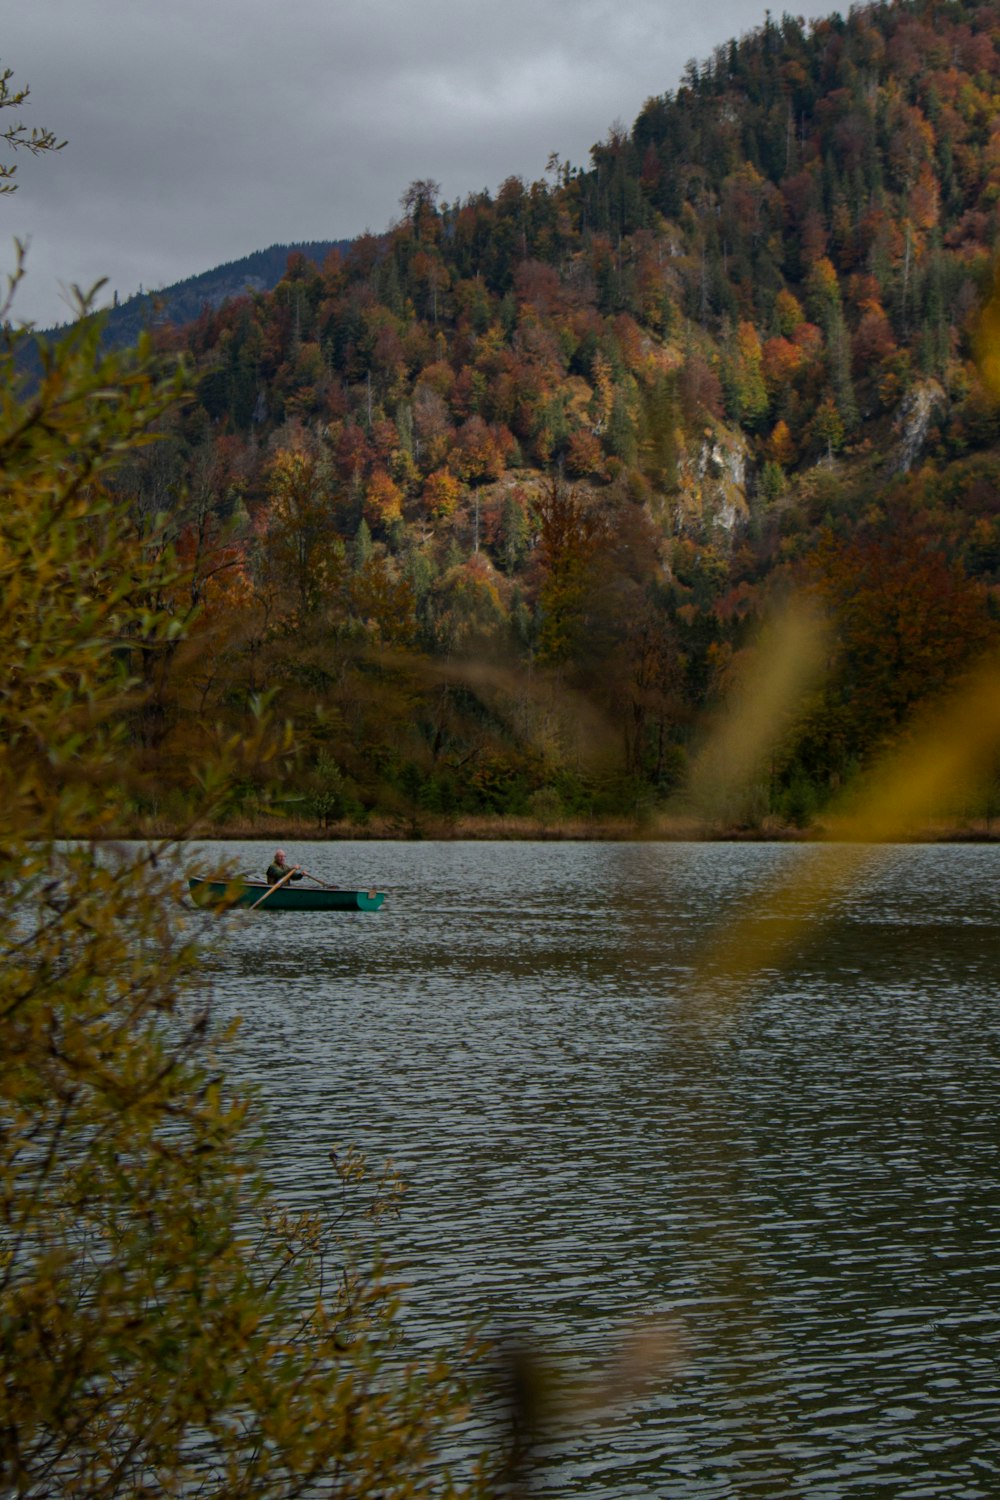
[193,841,1000,1497]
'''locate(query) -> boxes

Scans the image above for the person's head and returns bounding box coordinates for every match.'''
[274,849,287,867]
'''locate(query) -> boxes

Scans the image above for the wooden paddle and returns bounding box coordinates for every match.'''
[249,865,301,909]
[298,867,338,889]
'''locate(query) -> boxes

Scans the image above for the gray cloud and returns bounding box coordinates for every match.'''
[4,0,835,327]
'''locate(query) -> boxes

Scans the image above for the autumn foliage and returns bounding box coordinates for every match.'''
[43,0,1000,827]
[0,314,493,1495]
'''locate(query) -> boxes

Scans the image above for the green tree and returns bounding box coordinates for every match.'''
[809,395,845,460]
[721,321,769,429]
[534,479,609,665]
[641,372,679,491]
[263,439,343,621]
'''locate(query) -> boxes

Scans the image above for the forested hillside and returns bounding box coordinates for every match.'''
[101,0,1000,832]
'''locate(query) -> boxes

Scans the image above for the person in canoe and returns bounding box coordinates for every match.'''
[266,849,305,886]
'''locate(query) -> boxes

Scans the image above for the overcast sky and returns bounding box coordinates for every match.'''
[5,0,836,329]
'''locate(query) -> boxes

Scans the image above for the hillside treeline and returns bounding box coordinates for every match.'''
[97,0,1000,830]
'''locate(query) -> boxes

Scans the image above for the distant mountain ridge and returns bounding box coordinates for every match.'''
[42,239,351,347]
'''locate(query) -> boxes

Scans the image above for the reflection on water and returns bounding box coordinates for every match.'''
[194,840,1000,1497]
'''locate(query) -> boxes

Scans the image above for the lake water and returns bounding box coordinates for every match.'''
[193,840,1000,1498]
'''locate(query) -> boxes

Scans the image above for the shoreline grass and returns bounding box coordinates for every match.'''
[110,812,1000,844]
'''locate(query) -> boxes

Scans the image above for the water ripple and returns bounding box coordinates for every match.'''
[195,841,1000,1497]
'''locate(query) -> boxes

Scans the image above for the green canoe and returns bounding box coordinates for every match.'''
[189,877,386,912]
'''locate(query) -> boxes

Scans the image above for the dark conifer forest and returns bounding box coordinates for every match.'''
[91,0,1000,832]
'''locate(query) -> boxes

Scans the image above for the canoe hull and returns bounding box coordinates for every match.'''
[189,877,386,912]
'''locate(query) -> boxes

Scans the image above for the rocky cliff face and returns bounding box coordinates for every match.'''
[893,380,947,474]
[674,426,751,540]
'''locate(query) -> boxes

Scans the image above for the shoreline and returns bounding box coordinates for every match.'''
[111,813,1000,844]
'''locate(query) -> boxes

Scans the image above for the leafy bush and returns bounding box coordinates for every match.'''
[0,310,490,1497]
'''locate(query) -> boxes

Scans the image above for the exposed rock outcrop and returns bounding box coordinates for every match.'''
[893,379,946,474]
[674,425,751,541]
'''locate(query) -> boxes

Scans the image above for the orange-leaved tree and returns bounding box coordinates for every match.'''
[797,528,996,776]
